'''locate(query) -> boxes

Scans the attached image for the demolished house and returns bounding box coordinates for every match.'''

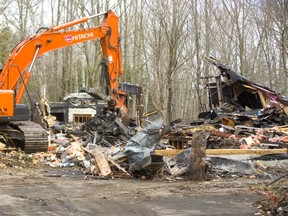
[162,57,288,152]
[161,57,288,182]
[2,57,287,215]
[2,57,282,214]
[36,57,287,180]
[198,56,288,123]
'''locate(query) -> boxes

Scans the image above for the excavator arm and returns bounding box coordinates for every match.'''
[0,10,126,118]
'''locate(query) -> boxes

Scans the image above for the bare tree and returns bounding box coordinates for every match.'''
[260,1,288,94]
[0,0,13,14]
[1,0,287,123]
[146,0,192,122]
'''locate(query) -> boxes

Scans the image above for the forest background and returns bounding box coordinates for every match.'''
[0,0,287,123]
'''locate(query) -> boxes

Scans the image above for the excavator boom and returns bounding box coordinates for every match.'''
[0,10,125,114]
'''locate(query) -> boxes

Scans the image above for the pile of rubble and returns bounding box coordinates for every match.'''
[32,116,181,179]
[168,107,288,150]
[28,107,288,182]
[253,177,288,216]
[161,106,288,179]
[0,151,34,169]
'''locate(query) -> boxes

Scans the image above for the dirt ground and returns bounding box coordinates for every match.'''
[0,166,266,216]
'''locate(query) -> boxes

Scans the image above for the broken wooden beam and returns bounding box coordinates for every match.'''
[94,151,112,177]
[155,148,288,157]
[107,158,132,177]
[82,146,112,177]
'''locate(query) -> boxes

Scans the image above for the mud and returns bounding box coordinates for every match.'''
[0,167,263,216]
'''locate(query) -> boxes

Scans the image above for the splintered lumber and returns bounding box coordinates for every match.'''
[107,158,132,177]
[82,146,128,177]
[70,134,79,142]
[188,132,206,181]
[155,148,288,157]
[93,151,112,177]
[81,147,112,176]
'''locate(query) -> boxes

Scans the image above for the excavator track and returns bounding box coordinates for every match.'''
[16,121,49,153]
[1,121,49,153]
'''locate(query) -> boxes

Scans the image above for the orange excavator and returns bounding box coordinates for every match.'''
[0,10,127,153]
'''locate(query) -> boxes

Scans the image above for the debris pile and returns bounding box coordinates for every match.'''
[154,147,288,181]
[161,111,288,179]
[0,151,33,169]
[36,109,288,181]
[253,178,288,216]
[33,117,180,179]
[155,57,288,179]
[80,111,130,147]
[187,57,288,149]
[167,115,288,151]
